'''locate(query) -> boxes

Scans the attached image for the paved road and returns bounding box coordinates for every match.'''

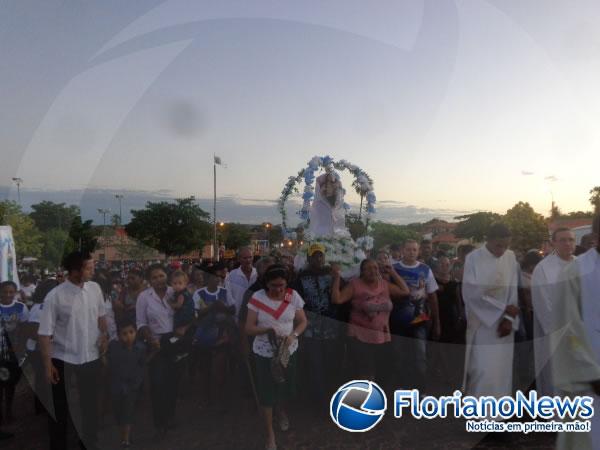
[2,372,556,450]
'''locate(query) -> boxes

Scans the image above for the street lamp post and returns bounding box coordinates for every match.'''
[264,222,272,250]
[115,194,124,226]
[98,208,111,262]
[11,177,23,206]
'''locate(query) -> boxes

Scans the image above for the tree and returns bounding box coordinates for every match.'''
[560,210,594,219]
[590,186,600,213]
[352,173,373,219]
[503,202,548,254]
[221,223,251,250]
[454,212,502,242]
[111,214,121,227]
[68,216,99,254]
[345,213,367,240]
[549,203,561,221]
[126,197,211,256]
[40,228,76,268]
[370,221,420,251]
[29,201,80,232]
[0,201,43,258]
[268,225,284,246]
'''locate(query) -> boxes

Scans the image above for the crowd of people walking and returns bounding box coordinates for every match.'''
[0,216,599,449]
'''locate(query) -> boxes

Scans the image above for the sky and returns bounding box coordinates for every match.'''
[1,1,600,224]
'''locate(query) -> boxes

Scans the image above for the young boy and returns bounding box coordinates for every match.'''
[162,270,195,361]
[108,320,146,448]
[192,267,235,407]
[0,281,29,423]
[192,267,235,347]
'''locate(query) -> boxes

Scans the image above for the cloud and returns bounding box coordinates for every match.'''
[2,186,472,226]
[521,170,534,176]
[544,175,559,182]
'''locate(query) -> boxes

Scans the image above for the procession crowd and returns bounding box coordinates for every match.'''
[0,217,599,450]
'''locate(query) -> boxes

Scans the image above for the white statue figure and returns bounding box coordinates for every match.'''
[308,172,349,238]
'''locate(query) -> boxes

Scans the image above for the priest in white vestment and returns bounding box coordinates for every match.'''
[531,227,576,397]
[552,227,600,450]
[462,223,520,398]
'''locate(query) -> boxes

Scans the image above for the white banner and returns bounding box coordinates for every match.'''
[0,226,20,288]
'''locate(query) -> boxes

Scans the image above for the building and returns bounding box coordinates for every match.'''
[92,228,206,263]
[422,219,458,236]
[420,219,461,253]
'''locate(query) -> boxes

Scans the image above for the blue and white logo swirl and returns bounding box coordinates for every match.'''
[330,380,387,432]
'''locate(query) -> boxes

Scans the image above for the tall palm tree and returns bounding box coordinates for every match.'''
[352,173,373,220]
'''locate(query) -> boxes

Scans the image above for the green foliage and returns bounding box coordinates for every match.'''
[590,186,600,213]
[126,197,211,256]
[29,201,80,232]
[369,221,420,251]
[503,202,548,254]
[454,212,502,242]
[68,216,99,254]
[0,201,43,258]
[221,223,251,250]
[345,213,367,240]
[111,214,121,227]
[351,173,373,218]
[268,225,284,246]
[555,210,594,219]
[40,228,75,268]
[549,203,561,220]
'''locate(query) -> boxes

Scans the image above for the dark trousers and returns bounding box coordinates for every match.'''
[29,350,51,414]
[392,324,428,391]
[148,350,183,429]
[48,358,101,450]
[301,337,342,403]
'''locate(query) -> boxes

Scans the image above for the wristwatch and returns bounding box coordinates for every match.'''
[293,331,300,338]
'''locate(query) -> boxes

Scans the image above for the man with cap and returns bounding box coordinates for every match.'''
[293,243,341,405]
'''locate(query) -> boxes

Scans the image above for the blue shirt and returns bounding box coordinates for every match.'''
[193,287,227,310]
[391,261,438,330]
[0,300,29,354]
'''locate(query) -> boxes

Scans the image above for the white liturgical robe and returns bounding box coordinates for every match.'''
[462,245,520,398]
[552,248,600,450]
[531,252,575,397]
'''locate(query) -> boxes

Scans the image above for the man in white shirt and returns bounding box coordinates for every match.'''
[462,223,520,401]
[225,247,257,319]
[38,251,108,450]
[531,227,576,396]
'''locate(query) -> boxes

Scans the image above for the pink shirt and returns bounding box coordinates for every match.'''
[347,278,393,344]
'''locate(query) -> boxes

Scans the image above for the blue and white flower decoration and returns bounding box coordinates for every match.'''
[278,155,376,233]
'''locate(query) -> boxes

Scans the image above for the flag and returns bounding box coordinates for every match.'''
[214,156,222,165]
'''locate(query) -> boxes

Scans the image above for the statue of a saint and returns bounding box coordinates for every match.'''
[308,172,348,238]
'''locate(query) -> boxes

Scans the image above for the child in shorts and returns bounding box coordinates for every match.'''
[108,320,146,448]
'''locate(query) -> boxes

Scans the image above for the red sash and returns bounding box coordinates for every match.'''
[249,289,293,320]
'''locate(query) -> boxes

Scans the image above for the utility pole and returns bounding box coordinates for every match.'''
[213,155,223,262]
[115,194,124,226]
[11,177,23,206]
[98,208,111,262]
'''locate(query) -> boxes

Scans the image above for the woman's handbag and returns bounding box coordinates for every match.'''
[268,330,290,384]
